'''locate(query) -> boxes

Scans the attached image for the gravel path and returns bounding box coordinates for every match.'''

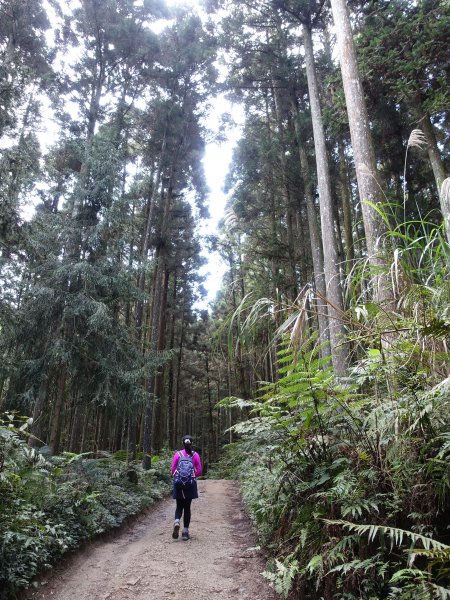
[23,480,279,600]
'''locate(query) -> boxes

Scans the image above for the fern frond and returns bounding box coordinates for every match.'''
[262,555,300,599]
[428,582,450,599]
[215,396,257,410]
[324,519,450,552]
[328,554,387,577]
[389,569,450,599]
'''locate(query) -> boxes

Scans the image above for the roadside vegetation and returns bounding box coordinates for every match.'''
[0,417,171,599]
[211,209,450,599]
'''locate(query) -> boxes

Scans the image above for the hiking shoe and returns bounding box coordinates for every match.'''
[181,528,190,540]
[172,519,180,539]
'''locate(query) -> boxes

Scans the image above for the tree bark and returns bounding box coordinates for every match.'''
[330,0,392,305]
[142,248,164,469]
[173,306,186,448]
[338,142,355,267]
[69,397,84,453]
[166,272,178,449]
[28,377,49,448]
[302,22,349,373]
[142,162,176,467]
[417,112,449,242]
[291,100,330,353]
[49,368,67,455]
[151,267,170,452]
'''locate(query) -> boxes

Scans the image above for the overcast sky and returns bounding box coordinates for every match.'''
[21,0,243,310]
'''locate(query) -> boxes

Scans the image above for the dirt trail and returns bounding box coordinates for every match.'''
[24,480,279,600]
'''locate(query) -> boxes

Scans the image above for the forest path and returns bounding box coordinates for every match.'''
[24,480,279,600]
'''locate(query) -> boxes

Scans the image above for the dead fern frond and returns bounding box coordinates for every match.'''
[407,129,427,149]
[286,286,312,358]
[290,306,307,355]
[224,207,238,230]
[403,129,428,217]
[441,178,450,202]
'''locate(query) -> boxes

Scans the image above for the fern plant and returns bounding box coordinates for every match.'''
[214,333,450,598]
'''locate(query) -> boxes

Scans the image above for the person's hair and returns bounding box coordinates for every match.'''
[182,435,193,453]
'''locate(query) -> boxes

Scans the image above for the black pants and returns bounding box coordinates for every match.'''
[175,497,192,528]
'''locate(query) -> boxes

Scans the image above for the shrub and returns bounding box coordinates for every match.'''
[0,416,171,599]
[215,348,450,599]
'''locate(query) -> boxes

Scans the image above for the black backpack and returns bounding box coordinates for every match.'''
[174,451,195,488]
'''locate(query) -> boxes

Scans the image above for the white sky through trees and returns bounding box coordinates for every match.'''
[198,96,244,308]
[22,0,244,310]
[153,0,243,309]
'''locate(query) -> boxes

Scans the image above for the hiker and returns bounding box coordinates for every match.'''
[171,435,202,541]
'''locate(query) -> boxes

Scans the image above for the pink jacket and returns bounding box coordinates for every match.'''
[171,449,202,478]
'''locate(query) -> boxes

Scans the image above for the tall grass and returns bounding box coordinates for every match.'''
[215,149,450,597]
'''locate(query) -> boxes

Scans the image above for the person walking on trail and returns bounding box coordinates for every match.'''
[171,435,202,541]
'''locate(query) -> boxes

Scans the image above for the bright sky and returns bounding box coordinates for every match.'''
[24,0,244,310]
[196,101,244,309]
[153,0,243,308]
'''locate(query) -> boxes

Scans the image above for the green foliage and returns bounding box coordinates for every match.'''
[213,340,450,598]
[0,415,171,598]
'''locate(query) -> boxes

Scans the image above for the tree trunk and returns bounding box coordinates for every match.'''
[69,396,84,453]
[29,377,49,448]
[166,272,178,449]
[330,0,392,305]
[205,355,215,470]
[142,166,175,467]
[417,112,449,242]
[142,249,164,469]
[302,23,349,373]
[338,142,355,267]
[291,99,330,353]
[152,267,170,452]
[173,307,186,448]
[49,368,67,455]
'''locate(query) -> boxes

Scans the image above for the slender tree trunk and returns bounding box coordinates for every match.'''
[29,377,49,448]
[80,404,91,453]
[142,166,176,467]
[205,355,215,470]
[49,369,67,455]
[417,112,449,242]
[135,165,159,341]
[333,193,345,267]
[271,78,298,301]
[330,0,392,305]
[70,396,84,453]
[291,100,330,353]
[166,272,178,449]
[302,23,349,373]
[128,161,161,461]
[338,142,355,267]
[227,359,233,444]
[95,407,104,452]
[142,250,164,469]
[127,414,137,461]
[152,268,170,452]
[173,307,186,448]
[264,89,282,300]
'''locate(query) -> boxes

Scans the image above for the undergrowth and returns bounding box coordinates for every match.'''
[215,349,450,599]
[212,199,450,599]
[0,416,172,599]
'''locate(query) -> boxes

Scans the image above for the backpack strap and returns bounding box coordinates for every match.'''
[175,450,183,472]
